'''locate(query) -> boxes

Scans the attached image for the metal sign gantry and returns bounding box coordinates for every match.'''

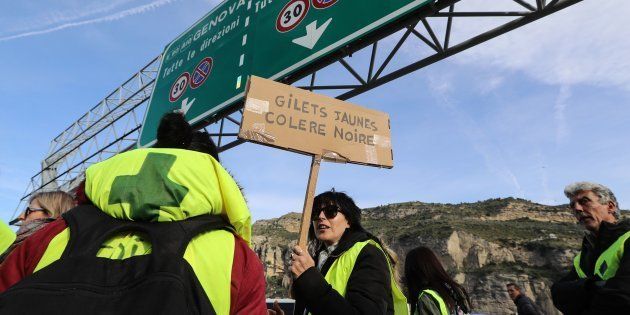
[139,0,435,147]
[14,0,583,218]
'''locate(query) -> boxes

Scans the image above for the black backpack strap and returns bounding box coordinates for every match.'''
[61,205,130,258]
[147,215,235,258]
[62,206,234,260]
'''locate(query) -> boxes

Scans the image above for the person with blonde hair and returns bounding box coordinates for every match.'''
[1,191,74,262]
[19,191,75,222]
[0,113,266,314]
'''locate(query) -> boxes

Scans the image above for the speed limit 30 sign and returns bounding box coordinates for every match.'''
[169,72,190,102]
[276,0,309,33]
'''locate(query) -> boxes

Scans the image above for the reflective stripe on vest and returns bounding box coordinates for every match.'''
[34,227,235,315]
[573,230,630,280]
[323,239,408,315]
[419,289,449,315]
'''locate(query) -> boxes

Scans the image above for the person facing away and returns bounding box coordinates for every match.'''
[290,190,407,315]
[506,283,541,315]
[0,112,267,314]
[404,246,471,315]
[551,181,630,314]
[0,190,74,263]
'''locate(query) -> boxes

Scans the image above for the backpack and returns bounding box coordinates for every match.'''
[0,205,232,315]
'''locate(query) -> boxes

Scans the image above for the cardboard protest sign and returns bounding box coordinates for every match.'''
[238,76,394,249]
[238,76,393,168]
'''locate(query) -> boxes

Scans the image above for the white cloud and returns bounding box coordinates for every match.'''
[427,73,525,198]
[448,0,630,90]
[0,0,137,35]
[554,85,571,143]
[478,75,505,95]
[0,0,180,42]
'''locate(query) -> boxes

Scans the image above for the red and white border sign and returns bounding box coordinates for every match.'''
[169,72,190,102]
[276,0,310,33]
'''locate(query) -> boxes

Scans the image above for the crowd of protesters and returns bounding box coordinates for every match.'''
[0,113,628,314]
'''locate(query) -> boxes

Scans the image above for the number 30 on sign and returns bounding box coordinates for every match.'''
[276,0,309,33]
[169,72,190,102]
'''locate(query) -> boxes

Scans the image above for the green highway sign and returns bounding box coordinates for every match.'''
[139,0,434,147]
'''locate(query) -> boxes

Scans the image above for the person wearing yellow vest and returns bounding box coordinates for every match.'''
[0,113,267,314]
[290,190,407,315]
[405,246,472,315]
[0,190,74,263]
[551,181,630,314]
[0,219,15,259]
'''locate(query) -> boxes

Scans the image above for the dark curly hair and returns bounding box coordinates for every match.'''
[154,112,193,149]
[153,112,219,161]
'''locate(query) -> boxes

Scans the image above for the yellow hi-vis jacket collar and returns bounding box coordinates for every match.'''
[323,239,408,315]
[0,219,16,256]
[573,230,630,281]
[85,148,252,245]
[419,289,449,315]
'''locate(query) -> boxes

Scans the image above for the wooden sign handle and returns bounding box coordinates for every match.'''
[297,154,322,251]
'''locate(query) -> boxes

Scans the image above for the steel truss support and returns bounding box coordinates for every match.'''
[14,57,160,217]
[14,0,583,217]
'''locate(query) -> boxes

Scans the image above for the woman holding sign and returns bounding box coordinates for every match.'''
[290,190,407,315]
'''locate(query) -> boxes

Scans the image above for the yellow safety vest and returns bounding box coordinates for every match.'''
[323,239,408,315]
[0,220,16,256]
[418,289,449,315]
[573,230,630,281]
[31,148,252,315]
[84,148,251,244]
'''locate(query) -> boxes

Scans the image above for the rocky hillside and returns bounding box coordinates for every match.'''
[252,198,591,315]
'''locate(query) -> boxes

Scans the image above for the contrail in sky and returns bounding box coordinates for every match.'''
[428,74,525,198]
[0,0,180,42]
[554,85,571,144]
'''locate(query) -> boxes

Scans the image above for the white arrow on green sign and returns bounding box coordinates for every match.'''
[138,0,434,147]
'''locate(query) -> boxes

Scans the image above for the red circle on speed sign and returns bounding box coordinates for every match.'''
[169,72,190,102]
[276,0,310,33]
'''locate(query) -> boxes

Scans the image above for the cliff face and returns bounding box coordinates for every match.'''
[252,198,586,315]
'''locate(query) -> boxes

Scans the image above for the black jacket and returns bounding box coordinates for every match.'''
[551,220,630,314]
[513,294,540,315]
[292,230,394,315]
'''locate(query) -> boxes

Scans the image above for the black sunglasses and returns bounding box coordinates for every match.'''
[9,207,51,225]
[311,205,342,221]
[24,206,50,218]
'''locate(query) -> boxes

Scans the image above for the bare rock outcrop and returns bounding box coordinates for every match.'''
[252,198,584,314]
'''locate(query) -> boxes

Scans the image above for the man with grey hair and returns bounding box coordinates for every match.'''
[552,181,630,314]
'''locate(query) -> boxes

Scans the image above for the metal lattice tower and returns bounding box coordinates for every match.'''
[14,0,583,218]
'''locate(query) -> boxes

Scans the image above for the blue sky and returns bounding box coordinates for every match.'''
[1,0,629,223]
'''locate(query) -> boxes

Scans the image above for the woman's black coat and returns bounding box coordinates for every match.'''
[292,230,394,315]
